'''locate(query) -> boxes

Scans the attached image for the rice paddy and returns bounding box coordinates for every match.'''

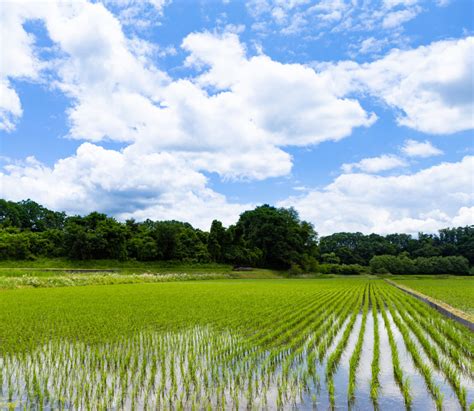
[1,279,473,410]
[394,277,474,318]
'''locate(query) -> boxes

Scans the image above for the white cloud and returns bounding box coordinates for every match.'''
[0,81,23,131]
[102,0,170,14]
[99,0,171,28]
[452,207,474,226]
[1,3,373,224]
[401,139,443,158]
[280,156,474,235]
[321,36,474,134]
[383,0,419,9]
[247,0,430,40]
[1,1,472,234]
[0,2,42,130]
[0,143,250,229]
[382,6,420,29]
[26,14,373,180]
[342,154,407,173]
[358,37,389,54]
[181,31,376,148]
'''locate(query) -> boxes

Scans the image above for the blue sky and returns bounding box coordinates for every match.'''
[0,0,473,234]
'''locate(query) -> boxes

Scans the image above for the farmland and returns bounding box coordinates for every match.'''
[1,279,473,410]
[393,277,474,318]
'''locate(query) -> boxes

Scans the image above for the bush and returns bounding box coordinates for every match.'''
[338,264,367,275]
[318,263,367,275]
[320,252,340,264]
[370,254,470,275]
[288,263,304,276]
[369,255,413,274]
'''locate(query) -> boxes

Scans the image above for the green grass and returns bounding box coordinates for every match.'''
[0,258,377,289]
[1,278,472,409]
[0,272,238,290]
[0,257,285,287]
[393,277,474,316]
[0,257,238,273]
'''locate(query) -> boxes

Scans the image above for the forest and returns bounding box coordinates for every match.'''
[0,199,472,274]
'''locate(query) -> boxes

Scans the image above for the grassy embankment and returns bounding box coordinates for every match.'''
[0,258,289,289]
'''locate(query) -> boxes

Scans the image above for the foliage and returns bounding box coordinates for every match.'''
[318,263,368,275]
[320,227,474,265]
[0,199,472,275]
[370,255,470,275]
[0,199,66,231]
[232,205,318,269]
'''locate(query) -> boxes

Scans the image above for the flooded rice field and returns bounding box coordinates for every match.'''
[1,281,473,410]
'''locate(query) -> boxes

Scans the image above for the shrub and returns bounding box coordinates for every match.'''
[318,263,367,275]
[370,254,470,275]
[288,263,304,276]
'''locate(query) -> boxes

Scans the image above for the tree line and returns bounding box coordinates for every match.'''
[0,199,472,274]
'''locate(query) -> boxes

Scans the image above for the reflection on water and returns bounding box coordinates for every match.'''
[1,312,473,410]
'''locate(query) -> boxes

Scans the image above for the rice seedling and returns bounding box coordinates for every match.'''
[347,285,369,403]
[383,286,469,408]
[370,284,380,406]
[375,286,413,408]
[325,286,365,407]
[0,279,472,409]
[383,296,444,410]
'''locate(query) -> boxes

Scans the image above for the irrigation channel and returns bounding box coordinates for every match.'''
[1,281,473,410]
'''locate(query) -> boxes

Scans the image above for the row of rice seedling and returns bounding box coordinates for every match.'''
[375,286,413,408]
[383,294,445,409]
[395,291,473,376]
[381,286,469,409]
[391,286,474,374]
[347,284,369,403]
[370,284,380,406]
[1,279,472,409]
[325,288,364,407]
[401,293,474,359]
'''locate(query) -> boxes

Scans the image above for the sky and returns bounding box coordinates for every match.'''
[0,0,473,235]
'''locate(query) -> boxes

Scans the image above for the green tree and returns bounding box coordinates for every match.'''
[234,205,318,269]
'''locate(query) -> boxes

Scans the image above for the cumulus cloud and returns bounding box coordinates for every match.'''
[41,8,375,162]
[0,2,42,130]
[401,139,443,158]
[0,3,375,225]
[320,36,474,134]
[342,154,407,173]
[181,31,376,148]
[1,1,472,234]
[280,156,474,235]
[4,3,373,181]
[341,139,443,175]
[0,143,250,229]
